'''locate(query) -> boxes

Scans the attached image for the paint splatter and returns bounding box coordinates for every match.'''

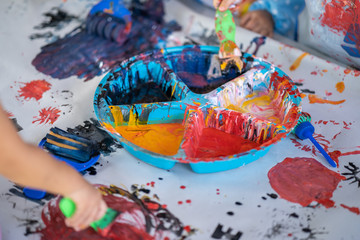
[32,107,61,124]
[320,0,360,35]
[32,0,181,80]
[245,36,266,56]
[11,118,23,131]
[18,80,51,101]
[289,53,308,71]
[34,7,78,30]
[342,162,360,188]
[335,81,345,93]
[308,94,345,105]
[211,224,242,240]
[38,185,193,239]
[340,204,360,215]
[268,157,345,208]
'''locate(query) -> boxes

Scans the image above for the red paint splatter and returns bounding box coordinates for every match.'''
[32,107,61,124]
[340,204,360,215]
[183,225,191,233]
[18,80,51,101]
[311,71,317,75]
[180,185,186,189]
[178,201,183,205]
[185,199,191,204]
[320,0,359,35]
[268,157,345,208]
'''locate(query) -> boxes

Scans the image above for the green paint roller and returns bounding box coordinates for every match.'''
[59,197,119,236]
[215,8,243,76]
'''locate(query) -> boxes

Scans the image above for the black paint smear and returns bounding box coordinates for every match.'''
[11,118,23,131]
[265,223,282,238]
[294,82,303,86]
[289,213,299,218]
[211,223,242,240]
[34,7,78,30]
[16,218,41,236]
[235,201,242,206]
[8,185,55,206]
[116,82,174,105]
[262,196,267,200]
[267,193,278,199]
[84,166,97,175]
[29,32,59,41]
[131,184,151,196]
[66,118,123,155]
[301,89,316,94]
[342,162,360,187]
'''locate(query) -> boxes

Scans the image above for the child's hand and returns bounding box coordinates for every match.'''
[64,184,107,231]
[240,10,274,37]
[213,0,236,11]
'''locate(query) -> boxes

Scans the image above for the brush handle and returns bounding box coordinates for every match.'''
[308,135,337,167]
[59,197,76,218]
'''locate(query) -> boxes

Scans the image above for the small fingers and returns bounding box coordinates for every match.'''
[218,0,236,11]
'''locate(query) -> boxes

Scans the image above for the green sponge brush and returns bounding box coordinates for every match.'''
[59,197,119,236]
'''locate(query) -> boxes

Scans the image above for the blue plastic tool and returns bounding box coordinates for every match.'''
[294,120,337,167]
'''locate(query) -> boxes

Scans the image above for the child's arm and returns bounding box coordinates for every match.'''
[0,104,107,231]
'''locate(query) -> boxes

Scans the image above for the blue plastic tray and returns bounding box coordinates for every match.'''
[94,45,302,173]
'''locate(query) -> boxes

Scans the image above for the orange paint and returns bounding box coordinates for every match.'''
[289,53,308,71]
[308,94,345,105]
[114,123,185,156]
[335,82,345,93]
[344,69,351,74]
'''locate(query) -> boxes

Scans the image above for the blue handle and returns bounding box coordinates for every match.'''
[308,135,337,167]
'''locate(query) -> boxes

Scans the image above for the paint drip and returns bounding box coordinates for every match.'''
[268,157,345,208]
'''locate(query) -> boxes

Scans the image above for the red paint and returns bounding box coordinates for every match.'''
[180,185,186,189]
[18,80,51,101]
[178,201,183,205]
[268,157,345,208]
[38,185,186,240]
[183,225,191,233]
[320,0,360,35]
[183,126,261,158]
[32,107,61,124]
[181,107,292,161]
[311,71,317,75]
[185,199,191,204]
[340,204,360,215]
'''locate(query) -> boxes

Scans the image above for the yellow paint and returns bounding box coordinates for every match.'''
[336,82,345,93]
[308,94,345,105]
[171,82,177,98]
[48,131,87,146]
[114,123,185,156]
[225,92,282,124]
[46,139,79,150]
[289,53,308,71]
